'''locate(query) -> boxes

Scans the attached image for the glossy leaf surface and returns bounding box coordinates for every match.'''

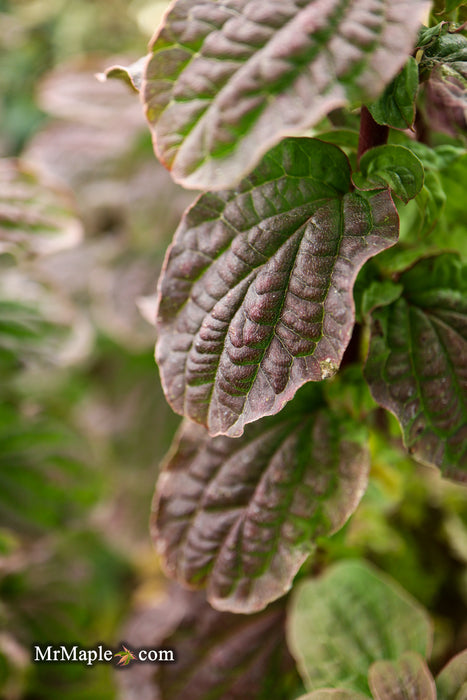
[143,0,430,189]
[368,57,419,129]
[352,145,424,203]
[156,138,399,437]
[152,386,369,612]
[287,560,432,695]
[368,652,436,700]
[364,254,467,482]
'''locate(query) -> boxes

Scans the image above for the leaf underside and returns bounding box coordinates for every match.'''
[368,652,436,700]
[156,138,398,438]
[119,586,296,700]
[287,561,432,695]
[143,0,430,189]
[151,387,369,613]
[364,254,467,482]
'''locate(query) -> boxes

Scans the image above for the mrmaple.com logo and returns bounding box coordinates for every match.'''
[33,643,175,667]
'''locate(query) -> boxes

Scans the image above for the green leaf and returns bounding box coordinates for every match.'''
[287,560,432,695]
[436,649,467,700]
[368,652,436,700]
[364,254,467,482]
[152,385,369,612]
[0,159,82,258]
[368,57,419,129]
[352,145,424,203]
[361,280,404,318]
[155,138,399,438]
[143,0,431,189]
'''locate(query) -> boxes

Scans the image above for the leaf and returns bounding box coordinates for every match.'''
[352,145,424,203]
[152,385,369,612]
[298,692,370,700]
[287,560,432,695]
[360,280,404,318]
[368,652,436,700]
[118,586,299,700]
[0,159,82,258]
[143,0,431,189]
[364,254,467,482]
[155,138,399,438]
[436,649,467,700]
[368,57,420,129]
[420,28,467,136]
[97,56,148,92]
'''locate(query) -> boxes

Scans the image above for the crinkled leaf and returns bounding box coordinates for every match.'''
[368,652,436,700]
[152,385,369,613]
[143,0,430,189]
[368,57,419,129]
[287,560,432,695]
[436,649,467,700]
[155,138,399,438]
[352,145,424,203]
[364,254,467,482]
[0,159,82,258]
[420,28,467,136]
[119,586,299,700]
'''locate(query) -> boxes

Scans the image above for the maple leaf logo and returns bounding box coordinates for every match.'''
[114,645,136,666]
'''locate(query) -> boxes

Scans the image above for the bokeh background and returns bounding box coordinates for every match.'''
[1,2,467,699]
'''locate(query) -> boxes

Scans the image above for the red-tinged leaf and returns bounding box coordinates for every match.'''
[155,138,398,438]
[368,652,436,700]
[118,586,299,700]
[151,385,369,612]
[420,29,467,137]
[436,649,467,700]
[143,0,430,189]
[364,254,467,482]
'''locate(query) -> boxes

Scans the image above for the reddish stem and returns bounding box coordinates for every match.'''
[357,106,389,165]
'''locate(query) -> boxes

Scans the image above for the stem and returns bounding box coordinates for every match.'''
[357,106,389,165]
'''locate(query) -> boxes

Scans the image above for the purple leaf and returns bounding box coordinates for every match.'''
[142,0,430,189]
[118,585,298,700]
[151,386,369,612]
[156,138,398,438]
[368,652,436,700]
[364,254,467,482]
